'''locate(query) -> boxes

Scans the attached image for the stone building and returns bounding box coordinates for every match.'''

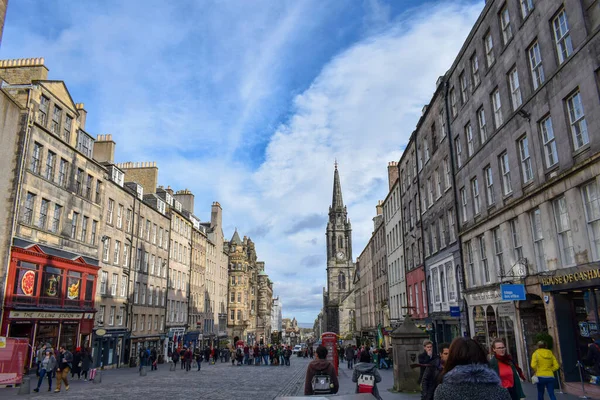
[188,217,208,343]
[323,164,356,338]
[0,59,101,367]
[383,162,405,328]
[444,0,600,390]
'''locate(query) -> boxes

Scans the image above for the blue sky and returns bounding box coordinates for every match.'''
[1,0,483,324]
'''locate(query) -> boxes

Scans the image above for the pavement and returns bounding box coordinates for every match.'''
[0,357,596,399]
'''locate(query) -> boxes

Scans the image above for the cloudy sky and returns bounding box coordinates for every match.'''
[2,0,483,324]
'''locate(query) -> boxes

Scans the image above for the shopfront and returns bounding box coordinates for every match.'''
[465,287,522,365]
[2,244,98,368]
[91,328,128,369]
[541,266,600,382]
[130,335,163,366]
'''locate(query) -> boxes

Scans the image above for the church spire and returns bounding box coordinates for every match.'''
[332,161,344,209]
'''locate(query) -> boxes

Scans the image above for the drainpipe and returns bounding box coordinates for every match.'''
[443,78,471,338]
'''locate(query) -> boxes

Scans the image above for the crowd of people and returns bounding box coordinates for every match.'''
[32,343,93,393]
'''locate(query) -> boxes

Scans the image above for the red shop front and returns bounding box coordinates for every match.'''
[1,244,98,368]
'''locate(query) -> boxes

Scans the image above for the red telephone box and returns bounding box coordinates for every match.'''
[321,332,338,376]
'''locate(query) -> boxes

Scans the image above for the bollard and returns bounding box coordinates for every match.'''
[93,370,102,384]
[17,376,30,395]
[139,366,147,376]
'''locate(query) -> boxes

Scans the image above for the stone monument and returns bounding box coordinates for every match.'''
[390,315,430,392]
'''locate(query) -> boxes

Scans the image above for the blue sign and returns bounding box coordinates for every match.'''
[450,306,461,317]
[500,284,526,301]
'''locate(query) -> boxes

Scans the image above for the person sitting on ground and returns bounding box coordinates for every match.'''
[304,345,339,395]
[421,342,450,400]
[433,337,511,400]
[352,350,382,399]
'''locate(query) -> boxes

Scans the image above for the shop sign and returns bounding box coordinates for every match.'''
[450,306,461,317]
[500,284,526,301]
[497,302,516,317]
[541,269,600,287]
[465,289,502,306]
[9,311,83,320]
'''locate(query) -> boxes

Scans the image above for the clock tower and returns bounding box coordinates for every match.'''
[325,162,354,334]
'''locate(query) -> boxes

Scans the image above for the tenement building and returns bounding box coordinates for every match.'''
[0,59,101,368]
[445,0,600,388]
[323,163,355,338]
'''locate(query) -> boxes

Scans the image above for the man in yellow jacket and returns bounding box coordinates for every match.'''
[531,341,559,400]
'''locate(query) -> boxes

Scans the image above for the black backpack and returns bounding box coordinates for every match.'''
[312,369,333,394]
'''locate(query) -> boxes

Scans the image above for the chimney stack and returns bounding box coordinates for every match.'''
[93,134,116,164]
[387,161,399,191]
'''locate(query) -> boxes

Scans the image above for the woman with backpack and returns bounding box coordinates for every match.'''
[352,351,382,399]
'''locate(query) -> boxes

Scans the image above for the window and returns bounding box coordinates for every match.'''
[553,196,575,266]
[91,220,97,246]
[141,284,147,304]
[415,282,421,311]
[140,315,145,331]
[470,53,480,88]
[81,216,88,242]
[143,252,148,273]
[454,136,462,168]
[466,241,475,286]
[120,276,127,297]
[448,209,456,242]
[123,244,129,267]
[98,306,105,325]
[113,240,120,264]
[107,199,114,224]
[444,157,451,188]
[118,307,124,326]
[530,208,546,271]
[74,169,84,195]
[553,10,573,64]
[117,204,123,229]
[477,107,487,143]
[95,181,102,203]
[465,123,474,157]
[148,285,153,305]
[230,310,234,320]
[45,151,55,181]
[492,89,503,128]
[31,143,42,174]
[567,91,589,150]
[51,204,62,233]
[38,96,49,125]
[582,182,600,261]
[102,237,110,262]
[126,209,132,232]
[146,220,151,241]
[460,187,468,222]
[58,159,68,187]
[479,235,490,283]
[431,222,438,253]
[64,115,73,143]
[427,178,433,207]
[424,139,430,163]
[237,310,241,321]
[500,152,512,195]
[37,198,49,229]
[76,130,94,158]
[471,178,481,215]
[460,71,469,104]
[111,273,118,296]
[450,87,457,117]
[484,166,495,206]
[435,169,442,198]
[152,224,157,244]
[484,31,495,67]
[439,216,446,248]
[528,41,544,90]
[509,218,523,260]
[500,5,513,44]
[100,271,108,295]
[439,110,446,138]
[518,136,533,183]
[508,68,522,110]
[84,175,93,199]
[520,0,534,19]
[134,283,139,303]
[71,212,79,239]
[493,227,504,276]
[51,105,61,135]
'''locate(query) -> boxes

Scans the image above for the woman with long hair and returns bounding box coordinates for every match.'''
[489,338,525,400]
[434,337,511,400]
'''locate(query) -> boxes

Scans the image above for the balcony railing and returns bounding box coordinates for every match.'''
[6,294,95,310]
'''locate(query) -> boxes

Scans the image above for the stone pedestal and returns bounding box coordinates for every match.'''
[390,316,429,392]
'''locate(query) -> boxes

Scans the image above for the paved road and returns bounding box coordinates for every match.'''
[1,357,595,399]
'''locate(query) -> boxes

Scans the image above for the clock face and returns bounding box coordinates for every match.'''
[336,251,345,260]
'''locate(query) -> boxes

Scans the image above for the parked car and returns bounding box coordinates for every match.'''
[292,345,302,354]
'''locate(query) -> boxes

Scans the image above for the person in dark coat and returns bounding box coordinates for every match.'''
[421,343,450,400]
[80,348,93,381]
[71,347,82,380]
[150,347,158,371]
[345,345,355,369]
[304,346,339,395]
[585,333,600,375]
[180,347,187,369]
[418,340,433,385]
[204,347,211,364]
[171,348,180,369]
[433,337,511,400]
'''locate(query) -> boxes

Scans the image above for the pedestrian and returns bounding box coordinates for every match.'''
[261,345,269,365]
[421,343,450,400]
[70,347,82,380]
[378,347,389,370]
[195,350,203,371]
[151,347,158,371]
[204,346,211,364]
[531,341,559,400]
[230,347,236,366]
[584,333,600,375]
[80,348,93,381]
[309,346,314,359]
[284,346,291,366]
[489,338,525,400]
[54,345,73,392]
[33,348,57,392]
[280,345,286,366]
[139,347,149,371]
[418,340,433,385]
[304,345,339,395]
[180,347,187,370]
[352,350,382,399]
[346,345,355,369]
[433,337,511,400]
